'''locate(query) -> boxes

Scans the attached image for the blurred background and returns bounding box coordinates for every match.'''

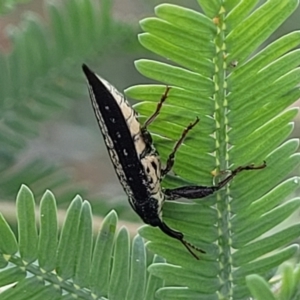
[0,0,299,230]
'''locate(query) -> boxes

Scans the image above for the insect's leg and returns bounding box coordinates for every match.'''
[164,161,267,200]
[158,221,205,260]
[142,86,171,129]
[216,161,267,190]
[161,117,199,177]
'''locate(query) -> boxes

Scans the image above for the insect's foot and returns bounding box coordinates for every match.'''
[238,161,267,172]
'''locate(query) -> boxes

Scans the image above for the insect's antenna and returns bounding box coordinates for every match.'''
[181,239,205,260]
[158,221,204,260]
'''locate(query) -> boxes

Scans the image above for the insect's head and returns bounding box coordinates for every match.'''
[131,193,204,260]
[133,199,205,260]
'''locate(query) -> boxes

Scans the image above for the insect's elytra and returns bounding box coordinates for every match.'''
[82,64,267,259]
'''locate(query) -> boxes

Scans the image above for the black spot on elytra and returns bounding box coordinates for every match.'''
[151,161,157,171]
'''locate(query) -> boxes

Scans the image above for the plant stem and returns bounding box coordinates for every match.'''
[213,5,233,300]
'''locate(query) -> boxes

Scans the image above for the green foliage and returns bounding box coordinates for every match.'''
[0,0,300,299]
[0,186,158,299]
[125,0,300,299]
[246,263,300,300]
[0,0,137,201]
[0,0,33,15]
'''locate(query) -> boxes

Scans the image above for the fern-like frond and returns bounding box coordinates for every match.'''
[246,263,300,300]
[126,1,300,299]
[0,159,87,201]
[0,186,159,299]
[0,0,132,156]
[0,0,137,199]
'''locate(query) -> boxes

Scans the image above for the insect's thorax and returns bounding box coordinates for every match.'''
[133,149,165,225]
[123,111,166,224]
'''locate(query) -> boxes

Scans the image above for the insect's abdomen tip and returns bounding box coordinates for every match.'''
[81,64,91,73]
[82,64,98,85]
[82,63,92,76]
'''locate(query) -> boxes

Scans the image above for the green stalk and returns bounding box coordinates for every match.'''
[213,5,233,299]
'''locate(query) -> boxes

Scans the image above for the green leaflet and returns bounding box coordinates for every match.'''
[156,287,219,300]
[155,4,216,34]
[233,245,298,283]
[38,191,58,272]
[89,210,117,295]
[55,195,83,279]
[233,225,300,266]
[246,275,276,300]
[145,255,165,300]
[135,59,214,93]
[140,17,214,54]
[108,228,130,300]
[17,185,39,263]
[230,139,300,205]
[232,177,300,229]
[126,236,147,300]
[139,33,213,76]
[232,199,300,247]
[74,201,93,287]
[279,263,299,300]
[226,0,299,62]
[148,263,220,294]
[229,32,300,84]
[229,109,298,164]
[126,84,215,112]
[226,0,260,29]
[0,214,18,256]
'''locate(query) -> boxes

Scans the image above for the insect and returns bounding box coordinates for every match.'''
[82,64,266,259]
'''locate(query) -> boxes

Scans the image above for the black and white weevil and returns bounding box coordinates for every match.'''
[82,64,266,259]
